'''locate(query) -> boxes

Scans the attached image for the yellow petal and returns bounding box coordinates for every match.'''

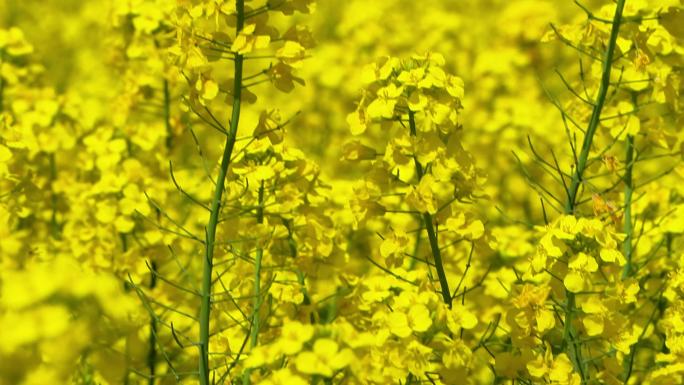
[536,309,555,333]
[526,356,547,378]
[582,315,604,336]
[203,80,219,100]
[563,272,584,293]
[407,304,432,332]
[346,110,367,136]
[550,354,575,382]
[388,312,412,338]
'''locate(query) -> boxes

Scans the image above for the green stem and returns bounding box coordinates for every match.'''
[283,218,316,322]
[620,100,637,381]
[49,153,60,239]
[408,216,422,270]
[149,78,171,385]
[119,235,133,385]
[561,292,586,380]
[243,181,265,385]
[163,79,173,149]
[423,213,451,307]
[565,0,626,213]
[0,50,4,111]
[408,111,452,307]
[561,1,626,382]
[199,1,245,384]
[621,134,634,278]
[148,261,158,385]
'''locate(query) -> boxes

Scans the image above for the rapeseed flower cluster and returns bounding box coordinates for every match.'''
[1,0,684,385]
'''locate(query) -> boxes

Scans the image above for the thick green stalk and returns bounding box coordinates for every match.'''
[423,213,451,307]
[243,181,265,385]
[199,1,245,384]
[565,0,626,213]
[622,134,634,278]
[561,292,586,380]
[408,111,452,307]
[561,1,626,381]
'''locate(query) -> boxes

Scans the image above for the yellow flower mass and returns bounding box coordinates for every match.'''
[1,0,684,384]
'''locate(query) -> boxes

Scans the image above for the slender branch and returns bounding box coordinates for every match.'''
[49,154,61,239]
[408,110,452,307]
[565,0,626,213]
[622,134,635,278]
[199,1,245,384]
[148,260,158,385]
[164,79,173,149]
[0,51,4,111]
[561,1,626,382]
[243,181,265,385]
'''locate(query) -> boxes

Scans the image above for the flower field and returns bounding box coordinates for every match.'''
[1,0,684,384]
